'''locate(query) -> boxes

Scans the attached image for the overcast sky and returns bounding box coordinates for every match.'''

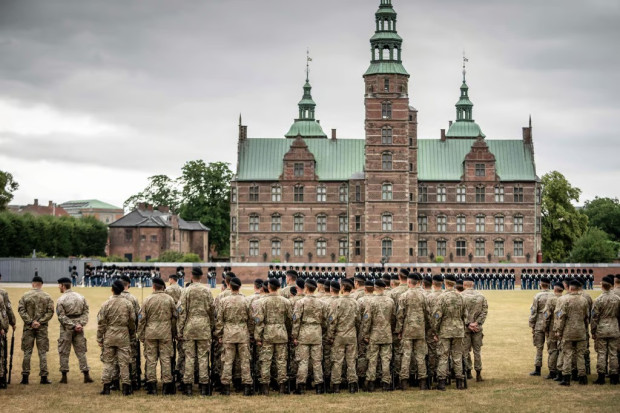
[1,0,618,209]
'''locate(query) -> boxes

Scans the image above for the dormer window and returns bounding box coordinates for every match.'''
[294,163,304,177]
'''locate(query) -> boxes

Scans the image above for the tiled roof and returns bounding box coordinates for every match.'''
[109,209,209,231]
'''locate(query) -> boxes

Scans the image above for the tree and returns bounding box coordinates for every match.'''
[0,170,19,210]
[541,171,588,262]
[582,197,620,241]
[123,175,180,212]
[570,227,618,263]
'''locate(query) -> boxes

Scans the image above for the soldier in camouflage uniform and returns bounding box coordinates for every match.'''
[138,278,178,395]
[356,280,375,386]
[0,295,9,389]
[577,279,593,376]
[98,280,136,396]
[292,279,326,394]
[462,276,488,382]
[362,279,395,392]
[177,267,215,396]
[215,276,253,396]
[280,270,297,299]
[554,279,590,386]
[118,274,140,389]
[213,272,233,386]
[432,274,467,391]
[395,272,430,391]
[0,273,15,389]
[591,276,620,385]
[542,282,564,380]
[18,276,54,385]
[326,278,359,393]
[321,280,339,388]
[255,278,292,395]
[0,272,16,332]
[529,277,552,377]
[56,277,92,384]
[388,269,409,388]
[165,273,184,384]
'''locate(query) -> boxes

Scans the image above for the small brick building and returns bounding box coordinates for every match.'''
[108,204,209,262]
[230,0,541,264]
[8,199,69,217]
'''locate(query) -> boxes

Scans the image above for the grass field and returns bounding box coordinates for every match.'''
[1,284,618,412]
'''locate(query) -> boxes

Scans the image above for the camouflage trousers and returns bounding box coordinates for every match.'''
[323,340,333,382]
[426,334,438,378]
[595,338,618,375]
[144,339,173,383]
[463,331,483,371]
[366,343,392,384]
[58,327,89,373]
[437,338,463,380]
[296,344,323,385]
[532,331,546,367]
[400,339,427,380]
[258,343,288,385]
[21,327,49,377]
[221,342,252,385]
[0,337,6,377]
[356,339,368,379]
[183,340,211,384]
[101,345,131,385]
[331,343,357,385]
[392,335,402,379]
[175,339,185,377]
[547,337,559,373]
[561,340,586,376]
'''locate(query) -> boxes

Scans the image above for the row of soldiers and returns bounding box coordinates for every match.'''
[521,268,595,290]
[529,274,620,385]
[83,265,161,288]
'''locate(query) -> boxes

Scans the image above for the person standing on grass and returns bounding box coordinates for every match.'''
[528,277,553,377]
[591,276,620,385]
[56,277,93,385]
[542,282,565,380]
[462,276,488,383]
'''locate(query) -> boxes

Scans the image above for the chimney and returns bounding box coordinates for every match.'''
[157,206,170,213]
[147,204,153,212]
[34,199,39,206]
[440,129,446,141]
[523,116,533,145]
[138,202,146,211]
[238,115,247,141]
[448,121,453,127]
[331,129,337,140]
[48,201,53,208]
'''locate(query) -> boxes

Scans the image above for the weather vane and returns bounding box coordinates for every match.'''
[463,50,469,81]
[306,48,312,82]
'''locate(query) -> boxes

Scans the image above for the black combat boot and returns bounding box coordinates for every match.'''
[243,384,252,396]
[381,382,390,392]
[400,379,408,391]
[279,383,287,394]
[0,377,6,389]
[466,369,473,380]
[163,383,174,395]
[610,374,619,385]
[40,376,51,384]
[553,373,563,382]
[578,375,587,385]
[200,383,210,396]
[60,372,68,384]
[529,366,541,376]
[593,373,606,385]
[146,382,157,395]
[258,383,268,396]
[348,382,357,393]
[111,379,120,391]
[559,374,570,386]
[296,383,305,395]
[544,371,556,380]
[456,378,465,390]
[476,370,484,382]
[316,383,325,394]
[364,380,374,392]
[571,369,578,381]
[183,383,193,396]
[122,383,133,396]
[100,383,111,395]
[419,379,429,391]
[221,384,231,396]
[436,379,446,391]
[83,371,94,383]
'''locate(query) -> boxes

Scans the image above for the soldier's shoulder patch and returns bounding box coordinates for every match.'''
[138,313,143,320]
[363,313,369,320]
[543,311,548,318]
[292,314,297,321]
[255,317,260,324]
[177,305,183,314]
[328,316,333,323]
[434,313,440,319]
[556,310,563,318]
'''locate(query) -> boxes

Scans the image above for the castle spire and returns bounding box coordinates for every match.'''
[446,56,485,138]
[364,0,408,76]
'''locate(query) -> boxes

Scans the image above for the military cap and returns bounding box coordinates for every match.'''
[287,269,299,278]
[615,274,620,280]
[169,273,178,280]
[296,279,305,289]
[390,274,399,280]
[112,280,124,294]
[364,280,375,287]
[602,276,614,285]
[432,274,443,282]
[192,267,203,277]
[230,277,242,288]
[464,276,474,282]
[317,278,326,286]
[456,279,464,286]
[553,282,564,290]
[305,279,317,289]
[120,275,131,284]
[569,279,582,288]
[268,278,281,288]
[176,266,183,271]
[407,272,420,280]
[32,276,44,283]
[424,275,432,283]
[444,274,456,282]
[375,279,386,288]
[152,278,165,287]
[330,281,341,291]
[354,274,366,281]
[342,278,354,288]
[57,277,71,284]
[541,277,551,284]
[254,279,263,288]
[382,273,391,282]
[399,268,410,277]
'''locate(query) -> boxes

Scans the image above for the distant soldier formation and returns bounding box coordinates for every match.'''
[82,265,161,288]
[0,268,618,396]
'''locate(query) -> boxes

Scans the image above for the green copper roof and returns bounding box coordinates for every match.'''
[364,61,409,76]
[285,120,327,138]
[446,121,485,138]
[418,139,536,181]
[370,31,402,42]
[236,138,364,181]
[60,199,123,210]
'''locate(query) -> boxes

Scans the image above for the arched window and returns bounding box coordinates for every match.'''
[382,46,391,60]
[382,152,393,170]
[437,215,447,232]
[456,215,466,232]
[382,213,393,231]
[475,215,485,232]
[382,182,393,200]
[494,215,505,233]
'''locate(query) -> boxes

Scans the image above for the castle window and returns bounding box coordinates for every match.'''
[475,215,485,232]
[271,185,281,202]
[494,240,505,257]
[418,185,428,202]
[514,240,524,257]
[456,239,467,257]
[271,214,281,232]
[476,186,485,203]
[294,239,304,257]
[384,78,390,92]
[418,240,428,257]
[514,185,524,203]
[382,152,392,170]
[382,102,392,119]
[475,164,485,177]
[495,185,504,203]
[316,214,327,232]
[294,163,304,177]
[249,184,259,202]
[437,240,447,257]
[382,183,393,200]
[456,185,466,203]
[382,127,393,144]
[339,239,348,258]
[249,214,259,232]
[355,184,361,202]
[456,215,466,232]
[355,240,361,256]
[514,215,524,233]
[271,240,281,256]
[382,213,393,231]
[231,217,237,232]
[437,215,447,232]
[382,239,393,257]
[418,215,428,232]
[317,185,327,202]
[339,215,348,233]
[475,239,485,257]
[339,184,348,202]
[294,185,304,202]
[494,216,504,233]
[294,214,304,232]
[249,240,259,257]
[231,187,237,203]
[317,239,327,257]
[437,185,446,202]
[355,215,361,232]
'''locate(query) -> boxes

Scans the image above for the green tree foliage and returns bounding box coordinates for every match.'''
[582,197,620,241]
[570,227,618,263]
[0,170,19,210]
[156,250,201,262]
[0,212,108,257]
[541,171,588,262]
[124,161,233,255]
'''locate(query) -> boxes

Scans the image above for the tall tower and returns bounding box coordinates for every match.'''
[285,58,327,139]
[364,0,415,263]
[446,61,485,138]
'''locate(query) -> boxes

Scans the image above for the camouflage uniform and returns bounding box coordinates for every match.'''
[165,282,183,378]
[177,282,215,385]
[327,295,360,385]
[388,284,408,379]
[321,294,337,384]
[554,292,589,377]
[425,290,443,378]
[120,290,140,383]
[255,293,292,385]
[529,290,552,370]
[0,298,9,379]
[280,285,293,299]
[56,289,90,373]
[591,290,620,375]
[462,288,488,372]
[0,289,16,328]
[293,294,326,386]
[213,288,231,379]
[432,289,467,381]
[355,292,372,380]
[362,292,395,384]
[395,288,430,381]
[18,289,54,377]
[542,292,562,375]
[215,292,252,386]
[98,295,136,385]
[138,291,177,384]
[554,293,570,374]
